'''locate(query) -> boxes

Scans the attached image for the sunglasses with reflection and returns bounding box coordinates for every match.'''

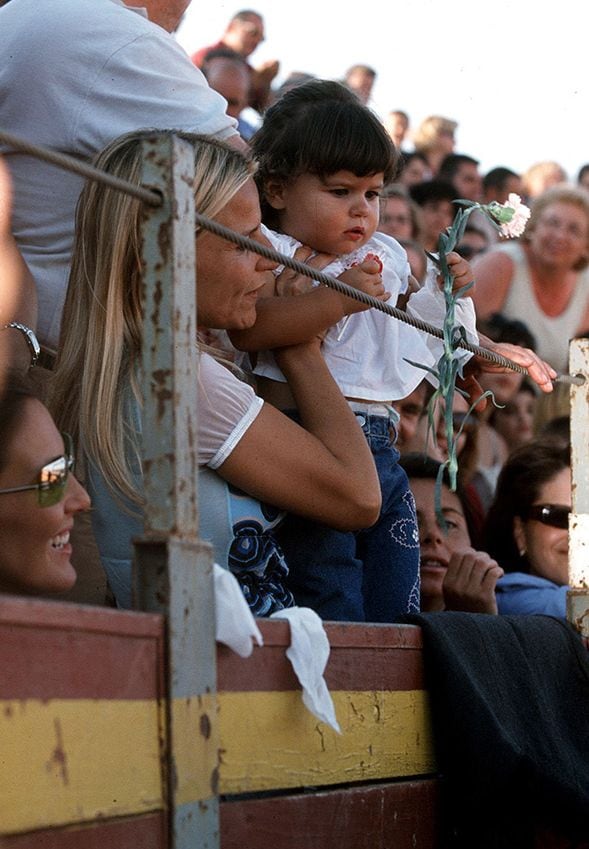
[523,504,571,530]
[0,433,74,508]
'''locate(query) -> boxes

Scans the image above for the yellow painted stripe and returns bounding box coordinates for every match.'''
[0,699,164,834]
[218,689,435,793]
[0,689,434,833]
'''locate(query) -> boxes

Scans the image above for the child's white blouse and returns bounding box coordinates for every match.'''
[254,229,478,402]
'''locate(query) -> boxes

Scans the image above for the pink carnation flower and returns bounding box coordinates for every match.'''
[497,193,531,238]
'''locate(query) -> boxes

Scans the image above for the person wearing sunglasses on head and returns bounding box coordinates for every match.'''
[483,440,571,618]
[0,375,90,596]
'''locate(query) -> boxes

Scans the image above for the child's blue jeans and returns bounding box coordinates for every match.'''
[278,408,420,622]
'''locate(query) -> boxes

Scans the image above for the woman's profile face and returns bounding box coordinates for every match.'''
[196,178,277,330]
[0,399,90,595]
[528,201,589,270]
[514,465,571,586]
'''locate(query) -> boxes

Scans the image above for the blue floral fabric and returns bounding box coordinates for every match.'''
[226,483,294,616]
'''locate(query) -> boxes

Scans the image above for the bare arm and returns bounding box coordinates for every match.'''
[471,250,514,317]
[217,339,382,530]
[0,159,38,373]
[230,250,387,353]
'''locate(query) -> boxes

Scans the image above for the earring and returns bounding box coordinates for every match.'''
[519,547,526,557]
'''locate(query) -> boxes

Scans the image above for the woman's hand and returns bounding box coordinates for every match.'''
[443,548,504,614]
[480,340,556,393]
[458,337,557,409]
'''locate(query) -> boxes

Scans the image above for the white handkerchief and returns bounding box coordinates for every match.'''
[214,564,263,657]
[270,606,341,734]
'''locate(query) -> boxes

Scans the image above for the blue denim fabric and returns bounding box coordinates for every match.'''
[278,411,420,622]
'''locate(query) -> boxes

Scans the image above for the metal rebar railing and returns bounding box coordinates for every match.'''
[0,129,582,385]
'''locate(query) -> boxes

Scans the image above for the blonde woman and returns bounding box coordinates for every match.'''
[50,130,381,612]
[412,115,458,177]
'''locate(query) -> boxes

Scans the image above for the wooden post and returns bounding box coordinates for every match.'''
[134,135,219,849]
[567,338,589,636]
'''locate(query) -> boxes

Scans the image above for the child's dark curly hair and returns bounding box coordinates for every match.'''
[252,79,400,229]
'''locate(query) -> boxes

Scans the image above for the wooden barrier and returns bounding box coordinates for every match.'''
[0,598,439,848]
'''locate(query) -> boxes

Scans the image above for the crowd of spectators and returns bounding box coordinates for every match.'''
[0,0,587,626]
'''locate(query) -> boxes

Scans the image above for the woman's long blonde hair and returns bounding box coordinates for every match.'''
[49,129,254,504]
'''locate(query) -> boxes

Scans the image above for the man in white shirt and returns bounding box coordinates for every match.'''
[0,0,240,352]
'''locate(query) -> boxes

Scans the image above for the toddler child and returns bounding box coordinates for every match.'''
[231,80,478,621]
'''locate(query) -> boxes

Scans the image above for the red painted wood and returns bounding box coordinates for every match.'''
[0,596,165,700]
[219,621,425,692]
[0,812,166,849]
[220,779,440,849]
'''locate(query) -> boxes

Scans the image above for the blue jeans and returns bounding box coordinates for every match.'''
[278,411,420,622]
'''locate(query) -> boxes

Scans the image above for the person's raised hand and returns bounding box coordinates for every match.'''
[443,548,504,614]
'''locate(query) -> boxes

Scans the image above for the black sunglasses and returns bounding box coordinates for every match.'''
[524,504,570,530]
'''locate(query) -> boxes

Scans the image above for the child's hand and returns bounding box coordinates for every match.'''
[275,245,335,297]
[439,251,475,297]
[338,256,390,315]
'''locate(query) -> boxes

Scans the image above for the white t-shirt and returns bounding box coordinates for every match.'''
[88,351,263,607]
[0,0,237,350]
[198,353,264,468]
[254,230,477,401]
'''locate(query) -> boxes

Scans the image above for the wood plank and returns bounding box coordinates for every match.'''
[0,812,166,849]
[219,689,435,793]
[0,596,164,700]
[0,699,164,834]
[220,779,440,849]
[219,622,425,692]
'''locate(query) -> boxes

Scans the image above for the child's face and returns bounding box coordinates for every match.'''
[267,170,384,256]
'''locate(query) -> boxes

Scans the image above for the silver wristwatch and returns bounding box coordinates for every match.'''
[3,322,41,367]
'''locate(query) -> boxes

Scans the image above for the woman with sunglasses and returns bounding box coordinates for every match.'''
[0,376,90,595]
[483,441,571,617]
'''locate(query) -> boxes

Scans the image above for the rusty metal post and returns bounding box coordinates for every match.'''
[567,338,589,636]
[134,135,219,849]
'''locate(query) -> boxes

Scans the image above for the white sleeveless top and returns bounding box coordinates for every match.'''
[498,241,589,374]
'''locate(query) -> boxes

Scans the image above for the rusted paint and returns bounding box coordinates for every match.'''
[157,218,172,265]
[199,713,211,740]
[136,135,218,846]
[46,717,69,786]
[210,767,219,796]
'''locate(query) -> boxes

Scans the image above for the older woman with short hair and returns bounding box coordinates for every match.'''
[472,185,589,375]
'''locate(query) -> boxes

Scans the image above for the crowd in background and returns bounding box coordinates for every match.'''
[0,1,586,625]
[189,8,588,620]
